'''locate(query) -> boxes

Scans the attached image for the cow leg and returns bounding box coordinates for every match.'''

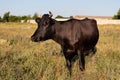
[77,50,85,71]
[63,47,76,75]
[63,52,73,75]
[65,53,76,75]
[66,58,72,75]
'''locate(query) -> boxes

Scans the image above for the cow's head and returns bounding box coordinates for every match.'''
[31,12,55,42]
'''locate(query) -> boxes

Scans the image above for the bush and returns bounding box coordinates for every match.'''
[2,12,10,22]
[55,15,64,18]
[9,15,21,22]
[0,11,37,22]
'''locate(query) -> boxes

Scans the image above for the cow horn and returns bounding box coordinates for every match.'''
[49,11,53,17]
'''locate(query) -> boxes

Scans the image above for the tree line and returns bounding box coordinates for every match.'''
[0,9,120,22]
[0,12,39,22]
[0,11,72,23]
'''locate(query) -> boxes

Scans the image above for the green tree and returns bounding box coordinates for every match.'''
[0,16,3,22]
[32,13,39,19]
[113,8,120,19]
[117,8,120,15]
[3,12,10,22]
[28,15,31,20]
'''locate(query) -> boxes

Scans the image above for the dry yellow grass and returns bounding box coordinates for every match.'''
[0,23,120,80]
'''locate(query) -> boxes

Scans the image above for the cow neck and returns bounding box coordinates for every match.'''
[51,21,63,45]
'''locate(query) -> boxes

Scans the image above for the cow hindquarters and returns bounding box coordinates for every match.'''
[77,50,85,71]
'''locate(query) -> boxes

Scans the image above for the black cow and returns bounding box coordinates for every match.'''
[31,12,99,75]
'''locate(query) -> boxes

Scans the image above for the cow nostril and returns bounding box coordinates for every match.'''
[36,37,41,41]
[31,36,35,41]
[31,36,42,42]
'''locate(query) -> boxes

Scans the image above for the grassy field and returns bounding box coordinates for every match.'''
[0,23,120,80]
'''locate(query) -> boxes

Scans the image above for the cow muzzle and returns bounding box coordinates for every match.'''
[31,36,41,42]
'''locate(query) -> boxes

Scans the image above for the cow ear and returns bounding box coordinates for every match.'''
[35,18,41,23]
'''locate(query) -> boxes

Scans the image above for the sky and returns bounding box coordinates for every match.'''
[0,0,120,17]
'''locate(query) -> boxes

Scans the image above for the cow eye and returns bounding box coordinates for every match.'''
[43,21,49,26]
[45,21,48,25]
